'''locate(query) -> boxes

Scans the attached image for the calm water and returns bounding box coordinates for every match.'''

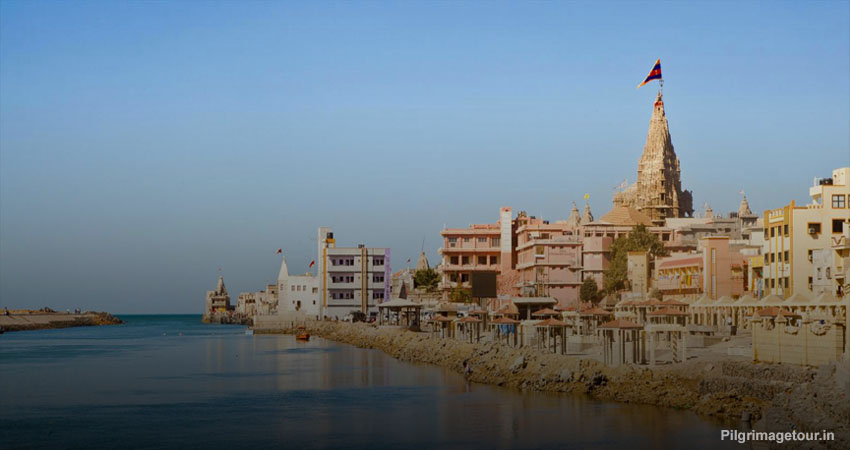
[0,315,739,450]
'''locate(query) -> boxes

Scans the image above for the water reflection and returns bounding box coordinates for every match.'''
[0,315,738,450]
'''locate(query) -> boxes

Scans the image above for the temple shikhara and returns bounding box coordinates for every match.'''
[614,92,694,225]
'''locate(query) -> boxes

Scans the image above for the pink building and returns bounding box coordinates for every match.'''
[515,221,583,309]
[581,206,680,288]
[439,207,515,300]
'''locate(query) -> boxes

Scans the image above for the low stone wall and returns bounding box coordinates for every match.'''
[753,320,846,366]
[259,320,849,450]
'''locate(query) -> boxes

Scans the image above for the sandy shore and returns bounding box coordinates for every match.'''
[258,320,849,449]
[0,311,123,332]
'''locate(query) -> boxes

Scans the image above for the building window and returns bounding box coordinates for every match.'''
[462,256,470,265]
[491,238,500,247]
[461,273,469,283]
[450,273,458,282]
[478,237,487,243]
[450,256,459,265]
[808,277,813,289]
[770,227,775,237]
[783,225,788,236]
[372,291,385,300]
[463,237,470,243]
[784,277,789,289]
[808,249,813,262]
[783,251,789,262]
[832,194,846,209]
[770,253,775,263]
[373,275,384,283]
[478,256,487,265]
[448,237,457,248]
[535,245,545,256]
[373,257,384,266]
[833,219,844,233]
[777,252,782,263]
[490,255,499,265]
[808,222,822,234]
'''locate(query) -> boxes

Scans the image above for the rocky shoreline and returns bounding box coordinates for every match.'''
[0,312,123,332]
[258,320,849,449]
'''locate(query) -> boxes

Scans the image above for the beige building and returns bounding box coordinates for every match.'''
[626,251,650,295]
[763,167,850,298]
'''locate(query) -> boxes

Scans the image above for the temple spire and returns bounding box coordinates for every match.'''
[277,256,289,282]
[581,202,594,224]
[566,201,581,227]
[738,193,752,217]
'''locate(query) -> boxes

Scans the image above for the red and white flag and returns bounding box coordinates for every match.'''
[309,260,315,268]
[276,248,282,254]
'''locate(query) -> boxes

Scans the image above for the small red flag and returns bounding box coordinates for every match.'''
[276,248,282,254]
[309,260,315,268]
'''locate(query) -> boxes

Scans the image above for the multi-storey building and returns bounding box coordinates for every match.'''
[438,207,516,300]
[763,167,850,298]
[317,227,391,319]
[515,221,583,308]
[654,236,745,300]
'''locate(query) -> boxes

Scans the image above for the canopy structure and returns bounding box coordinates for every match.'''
[457,316,483,343]
[490,316,521,347]
[531,308,560,318]
[598,319,644,366]
[378,298,422,328]
[534,318,569,354]
[429,314,455,338]
[577,307,612,336]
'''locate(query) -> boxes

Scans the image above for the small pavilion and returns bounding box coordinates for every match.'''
[457,316,483,343]
[378,298,423,329]
[598,319,644,366]
[578,307,613,336]
[534,317,569,354]
[430,314,455,338]
[490,316,521,347]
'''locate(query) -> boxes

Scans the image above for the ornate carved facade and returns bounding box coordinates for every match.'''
[614,93,693,224]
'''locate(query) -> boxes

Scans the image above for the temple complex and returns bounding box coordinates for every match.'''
[613,92,693,224]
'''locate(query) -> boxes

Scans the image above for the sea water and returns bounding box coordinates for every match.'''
[0,315,739,450]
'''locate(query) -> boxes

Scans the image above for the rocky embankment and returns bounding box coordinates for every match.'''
[0,311,123,332]
[261,321,849,450]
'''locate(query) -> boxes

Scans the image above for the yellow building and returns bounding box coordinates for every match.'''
[763,167,850,298]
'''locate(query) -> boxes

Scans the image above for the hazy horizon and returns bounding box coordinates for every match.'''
[2,1,848,313]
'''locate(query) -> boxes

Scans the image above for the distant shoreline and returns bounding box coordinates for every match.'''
[0,311,123,333]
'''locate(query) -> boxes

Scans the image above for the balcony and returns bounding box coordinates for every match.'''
[441,263,500,272]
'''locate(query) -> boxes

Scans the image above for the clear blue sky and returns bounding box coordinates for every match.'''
[2,1,848,313]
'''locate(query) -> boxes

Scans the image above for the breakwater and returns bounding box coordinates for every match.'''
[258,320,849,449]
[0,312,123,332]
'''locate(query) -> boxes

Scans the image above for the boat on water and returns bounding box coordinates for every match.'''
[295,326,310,341]
[245,329,254,336]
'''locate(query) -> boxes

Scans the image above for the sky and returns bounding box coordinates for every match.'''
[1,1,848,313]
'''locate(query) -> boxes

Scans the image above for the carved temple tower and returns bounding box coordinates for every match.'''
[613,92,693,224]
